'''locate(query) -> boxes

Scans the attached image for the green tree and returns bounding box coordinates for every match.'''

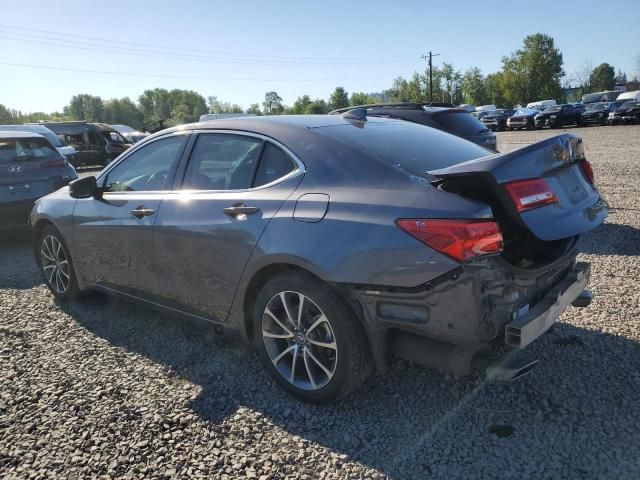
[170,89,207,124]
[590,63,615,91]
[262,91,284,115]
[461,67,488,105]
[64,94,105,122]
[441,63,463,104]
[292,95,313,114]
[328,87,349,111]
[484,72,509,107]
[103,97,144,129]
[246,103,262,115]
[350,92,378,106]
[207,95,243,114]
[499,33,564,105]
[139,88,172,125]
[306,99,328,114]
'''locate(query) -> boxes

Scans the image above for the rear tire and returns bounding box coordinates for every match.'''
[36,225,81,300]
[253,271,372,403]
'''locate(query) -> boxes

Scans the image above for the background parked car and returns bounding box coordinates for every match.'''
[111,124,150,143]
[329,103,497,151]
[39,121,133,167]
[535,104,584,128]
[581,102,617,126]
[507,108,539,130]
[481,109,515,131]
[1,124,77,162]
[0,131,76,230]
[581,90,624,104]
[614,90,640,103]
[609,101,640,125]
[526,99,556,111]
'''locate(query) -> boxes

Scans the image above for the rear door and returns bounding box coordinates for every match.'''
[152,132,304,321]
[429,133,608,241]
[72,132,189,297]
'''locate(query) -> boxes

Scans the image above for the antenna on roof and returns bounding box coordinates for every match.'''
[341,107,367,122]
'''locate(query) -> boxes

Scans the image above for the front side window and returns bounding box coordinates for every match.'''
[103,135,185,192]
[183,134,262,190]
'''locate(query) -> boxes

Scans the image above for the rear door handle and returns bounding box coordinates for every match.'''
[223,203,260,217]
[130,206,156,219]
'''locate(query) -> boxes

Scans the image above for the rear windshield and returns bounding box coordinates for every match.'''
[0,137,59,164]
[432,111,489,136]
[318,119,490,176]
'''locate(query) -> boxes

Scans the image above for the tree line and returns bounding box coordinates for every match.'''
[2,34,639,129]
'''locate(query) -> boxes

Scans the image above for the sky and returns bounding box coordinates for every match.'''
[1,0,639,113]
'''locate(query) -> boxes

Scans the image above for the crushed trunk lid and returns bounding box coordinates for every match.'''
[428,134,608,241]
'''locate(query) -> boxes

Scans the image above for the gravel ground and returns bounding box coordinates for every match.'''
[1,125,639,479]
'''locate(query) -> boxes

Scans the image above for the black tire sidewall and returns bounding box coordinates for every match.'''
[253,272,366,403]
[37,225,80,300]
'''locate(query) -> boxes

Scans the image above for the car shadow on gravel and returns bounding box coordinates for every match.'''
[62,294,640,479]
[0,228,42,290]
[579,222,640,256]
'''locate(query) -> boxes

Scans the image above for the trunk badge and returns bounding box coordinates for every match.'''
[7,165,25,173]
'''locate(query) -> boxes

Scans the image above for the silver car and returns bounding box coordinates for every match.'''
[30,115,606,402]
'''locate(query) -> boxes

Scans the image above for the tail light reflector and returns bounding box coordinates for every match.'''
[579,159,594,184]
[396,219,503,262]
[505,178,558,212]
[41,158,67,168]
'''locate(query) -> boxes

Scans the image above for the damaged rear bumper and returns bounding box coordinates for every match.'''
[504,262,590,348]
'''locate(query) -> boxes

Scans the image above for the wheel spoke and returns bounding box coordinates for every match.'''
[41,248,55,262]
[307,338,337,350]
[289,346,299,383]
[262,330,293,339]
[44,238,55,260]
[296,292,304,330]
[306,314,328,335]
[54,238,62,260]
[47,266,56,285]
[265,307,293,336]
[280,292,297,329]
[271,344,296,366]
[305,347,332,379]
[42,264,56,272]
[303,349,318,389]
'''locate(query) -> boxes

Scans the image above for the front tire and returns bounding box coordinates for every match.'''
[253,272,372,403]
[37,226,81,300]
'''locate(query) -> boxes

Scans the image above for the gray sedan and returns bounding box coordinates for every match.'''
[30,115,607,402]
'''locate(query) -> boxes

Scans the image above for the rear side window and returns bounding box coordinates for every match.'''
[432,112,488,136]
[319,119,489,176]
[253,143,295,187]
[0,137,59,165]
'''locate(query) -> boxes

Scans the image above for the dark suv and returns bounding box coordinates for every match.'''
[329,103,497,151]
[534,104,584,129]
[38,121,132,167]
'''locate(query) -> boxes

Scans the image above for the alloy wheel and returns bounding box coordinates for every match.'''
[40,235,70,294]
[261,291,338,391]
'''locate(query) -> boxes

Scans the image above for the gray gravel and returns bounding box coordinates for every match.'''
[2,125,640,479]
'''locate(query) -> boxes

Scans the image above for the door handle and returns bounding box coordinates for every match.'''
[130,206,156,219]
[223,203,260,217]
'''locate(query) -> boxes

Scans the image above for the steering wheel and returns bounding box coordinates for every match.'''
[146,170,169,189]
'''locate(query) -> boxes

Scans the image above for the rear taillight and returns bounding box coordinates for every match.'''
[396,219,503,262]
[579,159,595,184]
[505,178,558,212]
[41,158,67,168]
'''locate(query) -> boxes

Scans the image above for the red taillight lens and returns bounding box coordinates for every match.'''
[505,178,558,212]
[40,158,67,168]
[579,159,594,184]
[396,219,503,262]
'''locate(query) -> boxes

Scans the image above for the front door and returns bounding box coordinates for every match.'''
[72,133,189,298]
[153,133,303,321]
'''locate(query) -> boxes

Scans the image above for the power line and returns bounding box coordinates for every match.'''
[0,24,419,63]
[0,61,414,83]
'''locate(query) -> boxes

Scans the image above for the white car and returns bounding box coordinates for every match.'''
[111,124,149,143]
[526,100,557,111]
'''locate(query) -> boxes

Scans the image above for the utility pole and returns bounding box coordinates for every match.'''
[421,51,440,102]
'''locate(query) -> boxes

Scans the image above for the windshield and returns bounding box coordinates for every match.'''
[0,137,60,164]
[543,105,561,113]
[318,119,489,177]
[585,103,608,111]
[102,130,128,143]
[112,124,135,133]
[621,101,640,109]
[514,108,538,116]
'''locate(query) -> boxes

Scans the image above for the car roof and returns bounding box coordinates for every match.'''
[0,130,45,139]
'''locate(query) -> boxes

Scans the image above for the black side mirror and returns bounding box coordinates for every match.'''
[69,176,101,199]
